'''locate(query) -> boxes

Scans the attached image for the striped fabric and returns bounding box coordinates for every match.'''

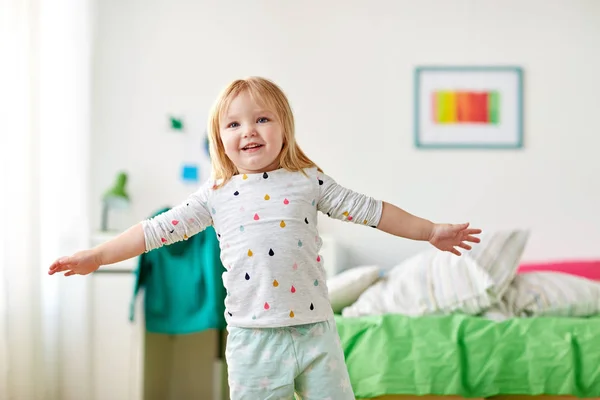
[340,230,530,318]
[466,230,530,300]
[341,249,497,317]
[503,271,600,317]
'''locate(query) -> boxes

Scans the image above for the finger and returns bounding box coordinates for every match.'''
[50,263,71,273]
[464,235,480,243]
[451,223,469,232]
[49,266,66,274]
[450,247,462,256]
[64,270,77,277]
[464,228,482,235]
[50,256,72,270]
[49,259,63,271]
[458,242,472,251]
[59,256,74,265]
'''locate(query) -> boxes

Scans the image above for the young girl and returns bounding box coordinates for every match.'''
[49,76,481,399]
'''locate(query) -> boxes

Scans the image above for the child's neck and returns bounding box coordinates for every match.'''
[236,163,281,176]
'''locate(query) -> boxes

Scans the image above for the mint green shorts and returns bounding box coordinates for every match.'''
[225,318,355,399]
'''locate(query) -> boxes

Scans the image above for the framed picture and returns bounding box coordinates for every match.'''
[414,66,523,149]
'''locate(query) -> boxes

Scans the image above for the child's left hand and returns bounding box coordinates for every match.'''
[429,223,482,256]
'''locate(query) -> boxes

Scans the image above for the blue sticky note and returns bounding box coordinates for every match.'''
[181,164,199,182]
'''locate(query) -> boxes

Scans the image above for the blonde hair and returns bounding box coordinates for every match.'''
[207,76,321,187]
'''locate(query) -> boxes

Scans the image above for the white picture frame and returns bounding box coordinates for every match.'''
[414,66,524,149]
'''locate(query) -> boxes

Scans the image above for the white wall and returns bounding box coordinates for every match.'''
[92,0,600,268]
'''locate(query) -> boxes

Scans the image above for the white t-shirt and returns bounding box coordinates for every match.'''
[142,167,383,328]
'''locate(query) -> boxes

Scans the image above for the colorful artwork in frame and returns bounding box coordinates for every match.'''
[414,66,523,149]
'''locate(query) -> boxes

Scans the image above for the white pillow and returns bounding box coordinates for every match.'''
[479,304,514,322]
[341,250,496,317]
[466,229,530,301]
[327,265,381,313]
[503,271,600,317]
[340,229,530,318]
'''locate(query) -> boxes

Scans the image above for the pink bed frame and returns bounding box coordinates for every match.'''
[517,259,600,281]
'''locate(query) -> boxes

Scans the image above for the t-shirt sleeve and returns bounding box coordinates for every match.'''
[141,181,214,252]
[316,171,383,228]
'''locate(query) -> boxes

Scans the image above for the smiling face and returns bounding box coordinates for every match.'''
[219,90,284,175]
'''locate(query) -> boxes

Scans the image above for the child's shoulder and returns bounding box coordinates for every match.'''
[301,166,327,183]
[288,167,323,185]
[302,166,320,176]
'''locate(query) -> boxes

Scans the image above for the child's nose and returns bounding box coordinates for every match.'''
[243,126,257,138]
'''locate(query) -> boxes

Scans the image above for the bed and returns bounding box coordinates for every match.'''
[324,231,600,400]
[335,313,600,400]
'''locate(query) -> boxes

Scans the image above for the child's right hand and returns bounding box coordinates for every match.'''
[48,249,102,276]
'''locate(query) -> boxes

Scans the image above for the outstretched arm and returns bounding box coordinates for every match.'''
[49,181,214,276]
[377,201,481,256]
[316,171,481,256]
[48,223,146,276]
[376,201,434,241]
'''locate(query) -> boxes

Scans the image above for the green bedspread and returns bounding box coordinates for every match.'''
[335,313,600,399]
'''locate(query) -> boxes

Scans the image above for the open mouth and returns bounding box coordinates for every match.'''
[241,143,264,151]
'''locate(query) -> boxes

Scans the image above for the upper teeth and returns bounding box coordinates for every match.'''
[245,144,260,149]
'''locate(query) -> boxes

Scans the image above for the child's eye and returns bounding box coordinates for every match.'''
[227,122,239,128]
[257,117,269,123]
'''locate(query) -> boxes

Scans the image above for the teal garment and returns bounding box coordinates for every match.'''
[129,207,226,334]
